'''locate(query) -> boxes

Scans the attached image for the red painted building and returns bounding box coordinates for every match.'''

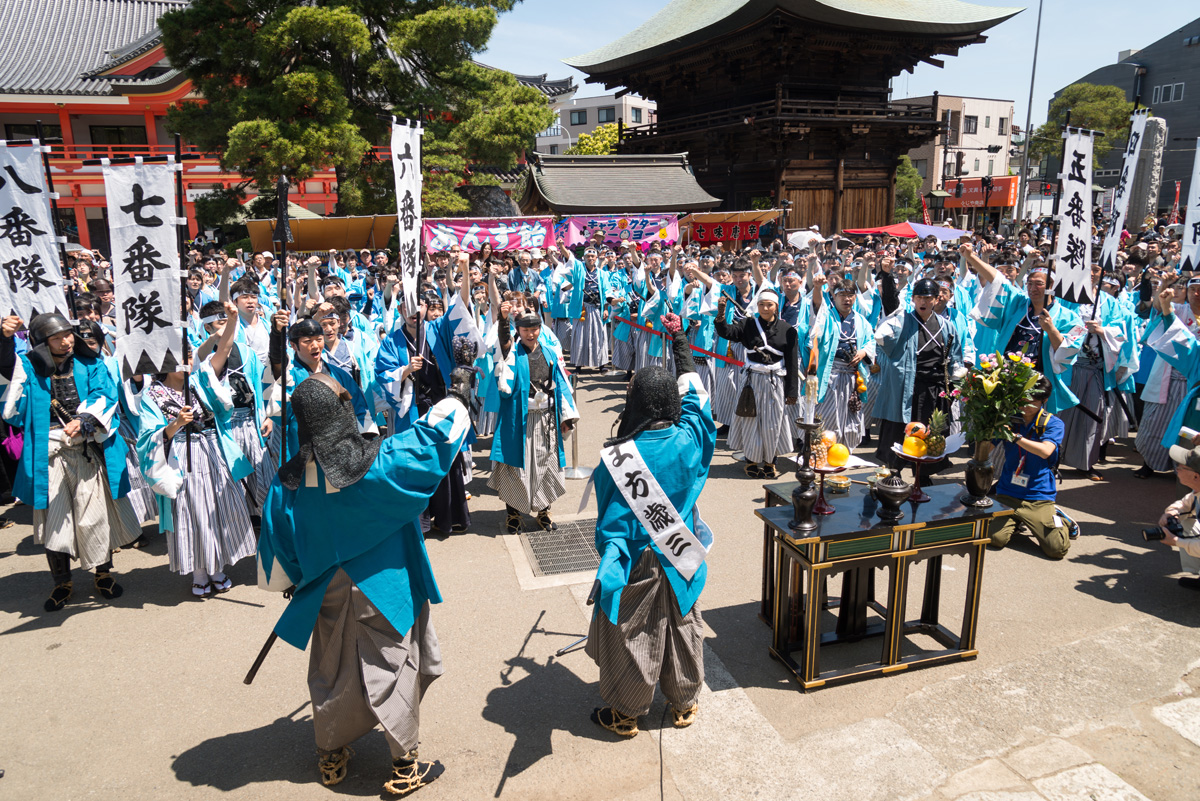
[0,0,349,254]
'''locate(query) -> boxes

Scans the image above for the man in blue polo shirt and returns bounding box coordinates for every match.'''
[989,375,1072,559]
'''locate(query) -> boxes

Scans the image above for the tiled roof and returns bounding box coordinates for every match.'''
[524,153,720,214]
[0,0,187,96]
[565,0,1023,75]
[473,61,577,100]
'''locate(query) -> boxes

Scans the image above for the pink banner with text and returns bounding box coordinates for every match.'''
[422,217,554,253]
[563,215,678,247]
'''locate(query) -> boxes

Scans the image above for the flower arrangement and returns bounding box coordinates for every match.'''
[953,349,1042,449]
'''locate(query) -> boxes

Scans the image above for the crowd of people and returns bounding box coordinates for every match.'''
[1,211,1197,793]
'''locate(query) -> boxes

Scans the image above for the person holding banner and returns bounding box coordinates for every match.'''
[809,271,873,449]
[0,312,143,612]
[489,301,578,534]
[586,312,714,737]
[1137,283,1200,478]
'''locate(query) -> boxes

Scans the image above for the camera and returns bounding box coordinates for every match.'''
[1144,517,1183,541]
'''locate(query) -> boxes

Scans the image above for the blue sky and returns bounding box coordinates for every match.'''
[481,0,1197,130]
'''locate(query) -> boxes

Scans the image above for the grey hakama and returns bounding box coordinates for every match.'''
[552,319,574,358]
[572,303,609,369]
[118,418,158,525]
[1137,369,1187,472]
[815,360,865,449]
[34,437,141,571]
[612,334,635,372]
[475,408,497,438]
[487,407,566,515]
[729,367,792,465]
[1105,390,1134,440]
[1058,356,1106,472]
[310,569,442,758]
[228,407,276,515]
[164,428,256,577]
[585,549,704,718]
[633,326,673,372]
[694,358,713,397]
[710,343,744,426]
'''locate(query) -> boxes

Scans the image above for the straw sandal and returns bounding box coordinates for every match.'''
[317,746,352,787]
[44,581,73,612]
[93,572,123,600]
[384,750,444,796]
[591,707,639,737]
[672,703,698,728]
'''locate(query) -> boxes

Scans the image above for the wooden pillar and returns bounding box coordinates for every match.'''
[887,160,897,225]
[143,109,159,147]
[833,156,844,234]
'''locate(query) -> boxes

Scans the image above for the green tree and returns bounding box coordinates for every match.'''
[1028,83,1134,164]
[566,123,619,155]
[159,0,555,219]
[893,155,922,223]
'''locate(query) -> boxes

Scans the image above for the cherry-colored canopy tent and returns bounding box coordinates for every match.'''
[841,221,970,240]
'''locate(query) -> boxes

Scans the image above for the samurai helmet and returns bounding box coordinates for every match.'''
[28,312,73,346]
[277,373,381,491]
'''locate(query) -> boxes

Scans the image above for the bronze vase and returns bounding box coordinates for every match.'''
[960,441,995,508]
[790,420,820,532]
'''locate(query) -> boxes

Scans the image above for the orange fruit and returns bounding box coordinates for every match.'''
[905,422,928,439]
[827,443,850,467]
[902,436,928,457]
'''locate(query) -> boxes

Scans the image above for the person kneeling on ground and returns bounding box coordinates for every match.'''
[988,374,1072,559]
[1155,441,1200,591]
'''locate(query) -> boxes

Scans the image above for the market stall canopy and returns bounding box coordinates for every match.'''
[565,0,1023,77]
[842,221,970,240]
[517,152,720,215]
[246,214,398,253]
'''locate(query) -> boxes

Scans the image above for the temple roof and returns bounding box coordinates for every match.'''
[565,0,1023,76]
[519,153,720,214]
[0,0,186,96]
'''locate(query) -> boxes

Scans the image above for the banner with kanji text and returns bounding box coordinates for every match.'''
[103,160,183,378]
[1099,108,1150,273]
[1181,139,1200,273]
[563,215,677,247]
[391,120,422,316]
[0,141,68,321]
[423,217,554,253]
[1054,129,1095,306]
[691,219,760,243]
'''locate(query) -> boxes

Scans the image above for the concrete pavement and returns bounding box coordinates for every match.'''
[1,371,1198,801]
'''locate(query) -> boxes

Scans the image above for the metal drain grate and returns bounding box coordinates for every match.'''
[520,517,600,577]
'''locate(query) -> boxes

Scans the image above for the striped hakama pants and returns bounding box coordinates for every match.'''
[552,319,574,359]
[815,361,865,450]
[694,359,713,397]
[585,549,704,718]
[1137,369,1188,472]
[711,344,745,427]
[633,327,674,373]
[165,428,256,577]
[33,436,141,571]
[729,367,792,465]
[571,303,609,368]
[1059,359,1106,472]
[612,335,635,372]
[229,407,276,515]
[310,569,442,758]
[1105,390,1134,440]
[488,407,566,515]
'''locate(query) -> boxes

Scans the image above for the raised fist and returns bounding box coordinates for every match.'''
[662,312,682,335]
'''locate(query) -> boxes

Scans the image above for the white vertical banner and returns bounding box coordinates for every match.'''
[103,159,183,378]
[0,141,69,321]
[1180,139,1200,273]
[1099,108,1150,273]
[1054,129,1095,305]
[391,120,423,317]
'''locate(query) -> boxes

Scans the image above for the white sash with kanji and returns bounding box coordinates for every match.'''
[600,439,712,580]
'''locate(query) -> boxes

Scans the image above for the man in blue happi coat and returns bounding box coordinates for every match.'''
[258,369,473,795]
[586,312,716,737]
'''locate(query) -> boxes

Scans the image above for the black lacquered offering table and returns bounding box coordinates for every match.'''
[755,484,1012,691]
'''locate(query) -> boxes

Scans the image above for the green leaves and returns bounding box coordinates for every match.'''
[893,155,923,223]
[1029,83,1134,164]
[566,123,619,156]
[160,0,552,220]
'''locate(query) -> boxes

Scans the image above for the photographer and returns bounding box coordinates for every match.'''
[1156,442,1200,590]
[988,375,1073,560]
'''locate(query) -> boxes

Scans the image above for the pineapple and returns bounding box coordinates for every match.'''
[925,409,948,458]
[811,418,829,468]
